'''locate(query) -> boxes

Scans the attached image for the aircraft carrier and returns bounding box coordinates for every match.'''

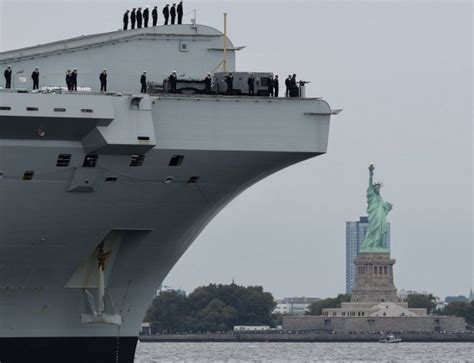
[0,23,336,362]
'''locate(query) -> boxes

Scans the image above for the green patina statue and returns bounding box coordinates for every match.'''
[360,164,392,253]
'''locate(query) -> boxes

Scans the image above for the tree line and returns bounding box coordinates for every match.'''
[144,283,276,333]
[402,293,474,325]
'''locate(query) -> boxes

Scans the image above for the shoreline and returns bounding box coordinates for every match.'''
[139,332,474,343]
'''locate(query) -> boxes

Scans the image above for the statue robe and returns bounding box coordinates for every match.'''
[361,183,390,251]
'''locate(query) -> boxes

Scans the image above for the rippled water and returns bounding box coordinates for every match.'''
[134,342,474,362]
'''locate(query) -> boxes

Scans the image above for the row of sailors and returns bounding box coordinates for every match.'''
[123,2,184,30]
[142,72,300,98]
[4,66,300,97]
[4,66,42,90]
[220,73,303,98]
[3,66,177,93]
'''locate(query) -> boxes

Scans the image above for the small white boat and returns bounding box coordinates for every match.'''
[379,334,402,343]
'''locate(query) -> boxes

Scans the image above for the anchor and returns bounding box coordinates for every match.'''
[80,242,122,325]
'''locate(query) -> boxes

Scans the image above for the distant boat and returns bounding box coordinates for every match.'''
[379,334,402,343]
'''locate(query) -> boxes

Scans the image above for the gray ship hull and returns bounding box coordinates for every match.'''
[0,91,331,362]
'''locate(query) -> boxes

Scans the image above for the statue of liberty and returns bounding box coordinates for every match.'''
[360,164,393,252]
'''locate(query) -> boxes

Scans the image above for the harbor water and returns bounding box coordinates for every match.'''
[135,342,474,362]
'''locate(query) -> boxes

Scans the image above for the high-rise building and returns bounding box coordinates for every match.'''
[346,217,390,293]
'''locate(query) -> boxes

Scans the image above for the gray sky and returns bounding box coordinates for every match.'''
[1,0,472,300]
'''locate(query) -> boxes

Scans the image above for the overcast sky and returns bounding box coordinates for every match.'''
[0,0,472,300]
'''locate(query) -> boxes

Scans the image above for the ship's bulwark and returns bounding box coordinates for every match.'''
[0,91,332,362]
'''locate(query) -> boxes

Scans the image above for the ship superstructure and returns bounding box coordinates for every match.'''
[0,24,335,362]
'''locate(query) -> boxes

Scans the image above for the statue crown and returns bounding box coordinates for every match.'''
[374,181,383,187]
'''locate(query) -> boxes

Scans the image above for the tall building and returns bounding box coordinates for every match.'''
[346,217,390,293]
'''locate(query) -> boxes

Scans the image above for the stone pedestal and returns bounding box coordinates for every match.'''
[351,253,399,303]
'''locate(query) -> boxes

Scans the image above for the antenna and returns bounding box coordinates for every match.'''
[223,13,228,73]
[191,9,197,28]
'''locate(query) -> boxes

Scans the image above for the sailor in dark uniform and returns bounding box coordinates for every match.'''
[123,10,129,30]
[137,7,143,28]
[163,4,170,25]
[4,65,12,89]
[65,70,72,90]
[267,76,274,97]
[168,71,177,93]
[247,73,255,96]
[152,6,158,26]
[99,69,107,92]
[170,3,176,25]
[177,1,184,24]
[143,6,149,27]
[285,75,291,97]
[71,68,78,91]
[204,73,212,94]
[273,75,279,97]
[290,74,297,97]
[31,67,40,90]
[131,8,136,29]
[140,71,147,93]
[225,73,233,95]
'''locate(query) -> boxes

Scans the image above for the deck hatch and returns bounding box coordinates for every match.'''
[130,154,145,166]
[105,176,118,182]
[83,154,98,168]
[23,170,34,180]
[56,154,72,167]
[169,155,184,166]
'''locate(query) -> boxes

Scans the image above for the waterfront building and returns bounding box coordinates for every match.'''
[398,289,434,301]
[469,289,474,303]
[346,217,391,293]
[156,284,186,296]
[273,297,321,316]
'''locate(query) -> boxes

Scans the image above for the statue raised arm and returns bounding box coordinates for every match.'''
[360,164,392,253]
[368,163,375,186]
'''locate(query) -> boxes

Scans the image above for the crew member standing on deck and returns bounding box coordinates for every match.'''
[177,1,184,24]
[31,67,40,90]
[143,6,150,27]
[204,73,212,94]
[152,6,158,26]
[273,75,279,97]
[4,65,12,89]
[123,10,129,30]
[247,73,255,96]
[163,4,170,25]
[285,75,291,97]
[99,69,107,92]
[168,71,177,93]
[140,71,147,93]
[71,68,78,91]
[170,3,176,24]
[225,72,233,95]
[290,74,297,97]
[65,70,72,90]
[267,76,274,97]
[131,8,136,29]
[137,7,143,28]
